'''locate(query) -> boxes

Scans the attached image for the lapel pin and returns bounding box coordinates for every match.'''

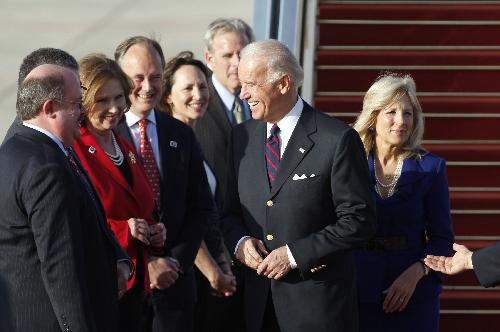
[129,151,137,164]
[299,147,305,154]
[88,146,96,154]
[170,140,178,148]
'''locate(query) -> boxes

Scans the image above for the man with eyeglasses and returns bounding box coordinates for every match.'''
[0,59,132,332]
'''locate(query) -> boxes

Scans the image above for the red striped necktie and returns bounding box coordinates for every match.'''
[139,119,161,207]
[265,124,281,187]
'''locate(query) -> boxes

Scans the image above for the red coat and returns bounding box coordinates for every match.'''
[73,126,156,291]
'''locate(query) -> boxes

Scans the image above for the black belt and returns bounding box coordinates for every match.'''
[367,236,408,251]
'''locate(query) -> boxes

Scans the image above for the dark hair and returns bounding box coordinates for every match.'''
[114,36,165,68]
[17,48,78,87]
[16,75,65,121]
[79,53,132,124]
[159,51,209,114]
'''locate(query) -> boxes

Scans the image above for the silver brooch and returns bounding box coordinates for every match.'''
[129,151,137,164]
[89,146,96,154]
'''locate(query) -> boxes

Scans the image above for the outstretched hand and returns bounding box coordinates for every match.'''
[424,243,474,275]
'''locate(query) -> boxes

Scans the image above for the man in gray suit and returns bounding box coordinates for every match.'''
[0,62,131,331]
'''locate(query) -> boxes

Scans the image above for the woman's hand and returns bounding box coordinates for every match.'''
[382,262,425,313]
[209,268,236,297]
[127,218,150,245]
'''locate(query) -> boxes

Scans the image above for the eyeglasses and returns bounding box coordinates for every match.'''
[54,98,85,113]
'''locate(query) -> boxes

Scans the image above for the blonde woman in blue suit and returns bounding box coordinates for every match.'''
[353,73,454,332]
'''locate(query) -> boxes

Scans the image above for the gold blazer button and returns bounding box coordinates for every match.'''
[266,234,274,241]
[266,200,274,207]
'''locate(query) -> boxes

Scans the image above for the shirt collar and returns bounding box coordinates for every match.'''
[211,75,236,110]
[125,108,157,127]
[266,97,304,138]
[23,122,67,155]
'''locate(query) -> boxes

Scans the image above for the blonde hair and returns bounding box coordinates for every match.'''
[353,72,424,159]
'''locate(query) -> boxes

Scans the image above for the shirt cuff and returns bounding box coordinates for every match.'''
[234,236,251,255]
[286,245,297,269]
[117,258,135,281]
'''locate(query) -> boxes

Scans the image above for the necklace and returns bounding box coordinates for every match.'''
[105,132,124,166]
[374,155,403,198]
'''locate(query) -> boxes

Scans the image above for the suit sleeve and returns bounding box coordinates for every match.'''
[220,129,250,254]
[24,162,96,332]
[422,158,454,257]
[472,243,500,287]
[289,128,376,278]
[169,130,213,269]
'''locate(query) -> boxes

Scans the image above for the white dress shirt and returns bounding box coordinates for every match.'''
[125,109,162,172]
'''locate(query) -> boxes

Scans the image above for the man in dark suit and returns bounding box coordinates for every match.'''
[195,18,254,206]
[2,47,80,145]
[221,39,376,332]
[114,36,213,332]
[0,63,131,331]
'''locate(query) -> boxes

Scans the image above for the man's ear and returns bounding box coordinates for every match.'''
[277,74,292,94]
[204,48,214,71]
[41,99,57,119]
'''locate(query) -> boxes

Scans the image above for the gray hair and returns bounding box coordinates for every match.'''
[16,75,65,121]
[240,39,304,88]
[353,72,425,158]
[204,18,255,52]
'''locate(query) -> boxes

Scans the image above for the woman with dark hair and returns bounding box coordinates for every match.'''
[160,51,236,332]
[73,53,166,331]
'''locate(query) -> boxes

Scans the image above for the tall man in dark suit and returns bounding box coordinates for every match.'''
[114,36,213,332]
[195,18,255,206]
[222,39,377,332]
[0,63,132,331]
[2,47,80,145]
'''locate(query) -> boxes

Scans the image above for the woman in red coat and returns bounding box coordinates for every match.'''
[72,53,166,332]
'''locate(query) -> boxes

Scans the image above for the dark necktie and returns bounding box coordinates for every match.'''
[265,124,281,186]
[138,119,161,207]
[232,96,245,125]
[66,147,101,215]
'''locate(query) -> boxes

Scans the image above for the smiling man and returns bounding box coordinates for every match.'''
[114,36,213,332]
[221,39,376,332]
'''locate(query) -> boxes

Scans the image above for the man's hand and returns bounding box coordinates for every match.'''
[425,243,474,275]
[127,218,150,245]
[149,222,166,248]
[236,237,269,270]
[256,246,291,280]
[117,262,131,299]
[148,256,180,290]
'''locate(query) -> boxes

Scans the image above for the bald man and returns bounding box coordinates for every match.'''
[0,63,130,332]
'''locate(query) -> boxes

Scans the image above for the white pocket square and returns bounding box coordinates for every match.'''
[292,173,307,181]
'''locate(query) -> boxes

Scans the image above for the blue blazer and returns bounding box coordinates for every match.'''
[355,151,454,303]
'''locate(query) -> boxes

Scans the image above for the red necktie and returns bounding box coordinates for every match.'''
[139,119,161,207]
[265,124,281,186]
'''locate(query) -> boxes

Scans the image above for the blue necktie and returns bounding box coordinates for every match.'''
[265,124,281,186]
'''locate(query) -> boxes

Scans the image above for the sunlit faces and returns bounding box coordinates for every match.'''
[167,65,209,125]
[205,31,244,94]
[87,78,127,133]
[120,43,163,117]
[375,94,414,149]
[238,57,285,123]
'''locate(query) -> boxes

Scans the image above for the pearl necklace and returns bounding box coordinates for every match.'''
[374,155,403,198]
[105,132,124,166]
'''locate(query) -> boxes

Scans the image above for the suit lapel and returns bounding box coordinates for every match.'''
[208,79,233,132]
[250,121,271,194]
[270,104,316,197]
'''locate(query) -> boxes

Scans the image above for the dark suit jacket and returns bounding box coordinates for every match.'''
[0,125,127,332]
[116,109,213,307]
[221,101,376,332]
[1,119,20,147]
[473,243,500,287]
[194,77,233,208]
[73,127,157,291]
